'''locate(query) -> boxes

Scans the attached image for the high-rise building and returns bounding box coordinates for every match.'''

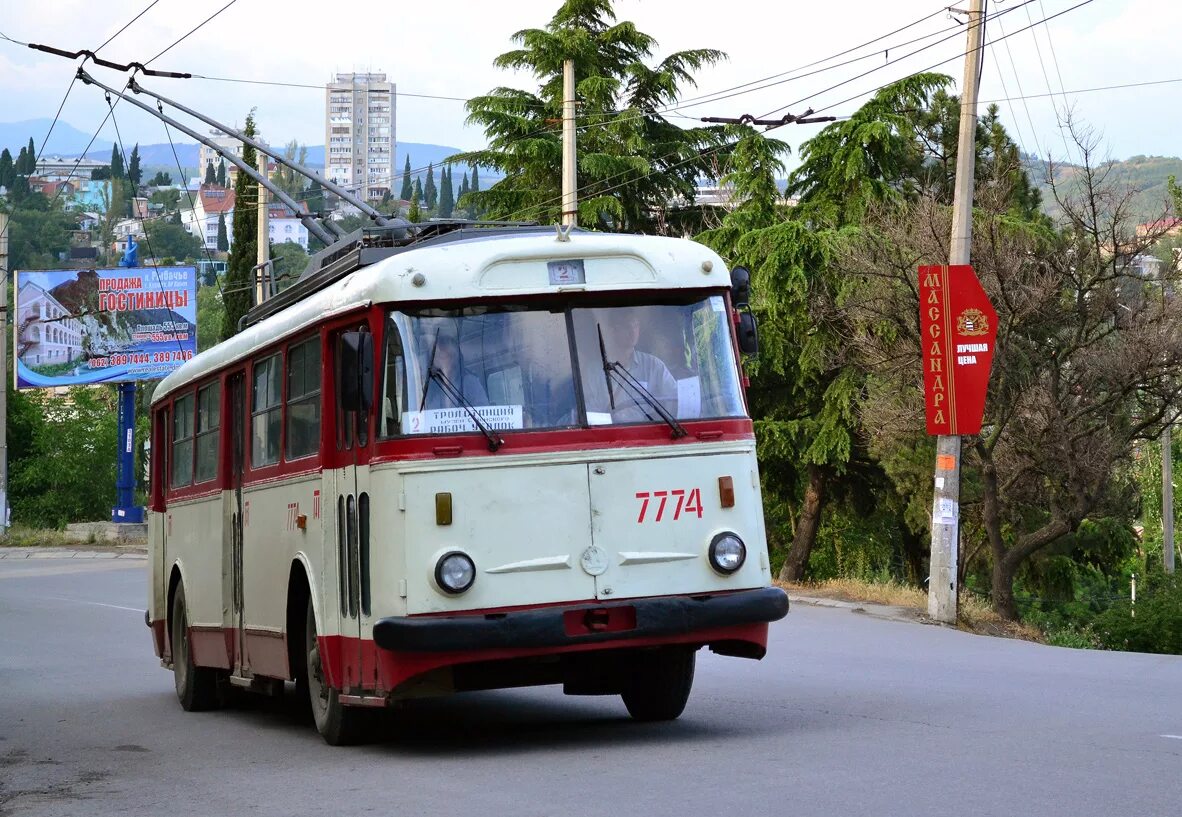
[325,72,396,204]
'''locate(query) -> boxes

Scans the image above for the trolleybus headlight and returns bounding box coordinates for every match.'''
[708,533,746,575]
[435,551,476,594]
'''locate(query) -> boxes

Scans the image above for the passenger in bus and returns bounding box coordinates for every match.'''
[421,332,489,410]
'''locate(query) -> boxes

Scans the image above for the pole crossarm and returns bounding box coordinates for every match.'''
[78,69,334,245]
[28,41,189,78]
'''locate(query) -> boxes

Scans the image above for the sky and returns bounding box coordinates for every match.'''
[0,0,1175,166]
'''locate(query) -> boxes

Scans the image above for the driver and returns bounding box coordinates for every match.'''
[589,307,677,420]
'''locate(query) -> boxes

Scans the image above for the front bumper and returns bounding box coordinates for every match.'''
[373,586,789,653]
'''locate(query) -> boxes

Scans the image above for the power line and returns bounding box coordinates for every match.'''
[95,0,164,54]
[146,0,239,66]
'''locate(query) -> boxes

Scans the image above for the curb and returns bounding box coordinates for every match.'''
[0,546,147,560]
[789,594,929,626]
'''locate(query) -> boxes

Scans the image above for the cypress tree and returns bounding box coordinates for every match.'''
[460,171,470,199]
[0,149,13,188]
[110,144,124,178]
[438,166,455,218]
[470,164,480,193]
[14,147,27,179]
[128,144,142,186]
[216,160,227,187]
[221,112,259,340]
[25,137,36,173]
[216,213,229,251]
[412,177,423,205]
[424,164,437,210]
[399,156,413,201]
[204,162,216,185]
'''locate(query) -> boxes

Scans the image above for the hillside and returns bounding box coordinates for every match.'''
[1023,153,1181,225]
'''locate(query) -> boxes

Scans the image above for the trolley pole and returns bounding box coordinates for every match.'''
[929,0,985,623]
[0,213,8,533]
[256,150,270,305]
[561,58,578,228]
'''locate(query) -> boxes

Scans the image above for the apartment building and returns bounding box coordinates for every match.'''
[325,72,396,203]
[198,127,268,186]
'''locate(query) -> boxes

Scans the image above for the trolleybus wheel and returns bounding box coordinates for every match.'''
[621,646,696,722]
[304,599,364,745]
[171,584,220,711]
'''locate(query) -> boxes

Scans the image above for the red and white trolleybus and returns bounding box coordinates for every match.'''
[146,223,789,744]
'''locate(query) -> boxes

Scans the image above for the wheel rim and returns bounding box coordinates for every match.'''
[173,606,189,698]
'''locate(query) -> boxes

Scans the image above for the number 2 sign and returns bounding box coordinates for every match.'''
[635,489,703,523]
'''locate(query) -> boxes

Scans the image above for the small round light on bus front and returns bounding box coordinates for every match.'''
[708,533,746,575]
[435,551,476,594]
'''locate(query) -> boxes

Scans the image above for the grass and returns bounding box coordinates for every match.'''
[780,577,1045,643]
[0,525,78,548]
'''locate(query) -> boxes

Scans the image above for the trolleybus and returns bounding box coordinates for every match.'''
[147,223,789,744]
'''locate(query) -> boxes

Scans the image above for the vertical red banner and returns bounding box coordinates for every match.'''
[919,265,998,436]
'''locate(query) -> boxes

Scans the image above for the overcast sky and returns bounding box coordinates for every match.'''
[0,0,1174,164]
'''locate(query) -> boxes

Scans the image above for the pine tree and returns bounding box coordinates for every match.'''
[425,163,437,210]
[216,213,229,251]
[460,171,470,199]
[14,147,27,180]
[467,165,481,218]
[412,177,423,204]
[470,164,480,193]
[216,160,227,187]
[204,162,216,185]
[399,156,413,201]
[25,138,36,173]
[0,149,13,188]
[128,144,142,186]
[222,112,259,341]
[407,198,422,223]
[110,144,124,178]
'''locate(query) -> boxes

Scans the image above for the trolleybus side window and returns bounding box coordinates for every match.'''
[171,392,194,489]
[194,382,220,483]
[252,353,282,467]
[286,337,321,460]
[380,322,408,439]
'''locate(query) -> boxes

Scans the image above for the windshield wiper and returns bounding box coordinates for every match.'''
[604,361,688,439]
[426,367,505,452]
[596,324,616,410]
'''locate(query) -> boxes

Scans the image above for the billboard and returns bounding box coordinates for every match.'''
[15,266,197,389]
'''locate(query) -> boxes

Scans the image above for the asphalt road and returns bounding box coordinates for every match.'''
[1,556,1179,817]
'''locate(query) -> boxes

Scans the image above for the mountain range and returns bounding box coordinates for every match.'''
[0,118,471,179]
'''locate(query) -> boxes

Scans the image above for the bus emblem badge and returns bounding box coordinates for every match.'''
[579,546,609,576]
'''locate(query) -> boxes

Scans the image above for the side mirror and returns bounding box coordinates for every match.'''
[339,331,374,413]
[737,311,759,357]
[730,265,751,308]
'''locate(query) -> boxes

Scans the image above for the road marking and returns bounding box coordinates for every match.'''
[41,595,143,613]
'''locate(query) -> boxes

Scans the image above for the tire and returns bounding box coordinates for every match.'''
[305,598,365,745]
[621,647,697,722]
[171,584,220,712]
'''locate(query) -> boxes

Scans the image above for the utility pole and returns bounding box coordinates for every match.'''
[1164,425,1175,573]
[929,0,985,624]
[256,150,269,305]
[561,59,578,228]
[0,213,8,534]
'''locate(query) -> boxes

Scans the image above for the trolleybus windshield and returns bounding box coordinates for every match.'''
[379,295,745,439]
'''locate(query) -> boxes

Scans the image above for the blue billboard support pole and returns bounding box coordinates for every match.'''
[112,237,145,524]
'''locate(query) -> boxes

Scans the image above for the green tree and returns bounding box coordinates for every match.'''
[110,144,124,179]
[399,156,414,201]
[204,162,217,185]
[216,213,229,252]
[4,192,77,269]
[438,166,455,217]
[143,218,202,261]
[274,140,308,198]
[407,198,422,223]
[196,280,225,353]
[221,112,258,340]
[455,0,725,231]
[25,138,36,173]
[15,146,28,178]
[9,388,119,527]
[149,170,173,186]
[128,144,142,186]
[424,163,437,210]
[412,177,423,204]
[0,148,13,188]
[269,241,308,290]
[216,160,227,187]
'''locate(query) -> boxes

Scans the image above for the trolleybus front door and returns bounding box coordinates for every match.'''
[228,371,246,674]
[331,327,373,693]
